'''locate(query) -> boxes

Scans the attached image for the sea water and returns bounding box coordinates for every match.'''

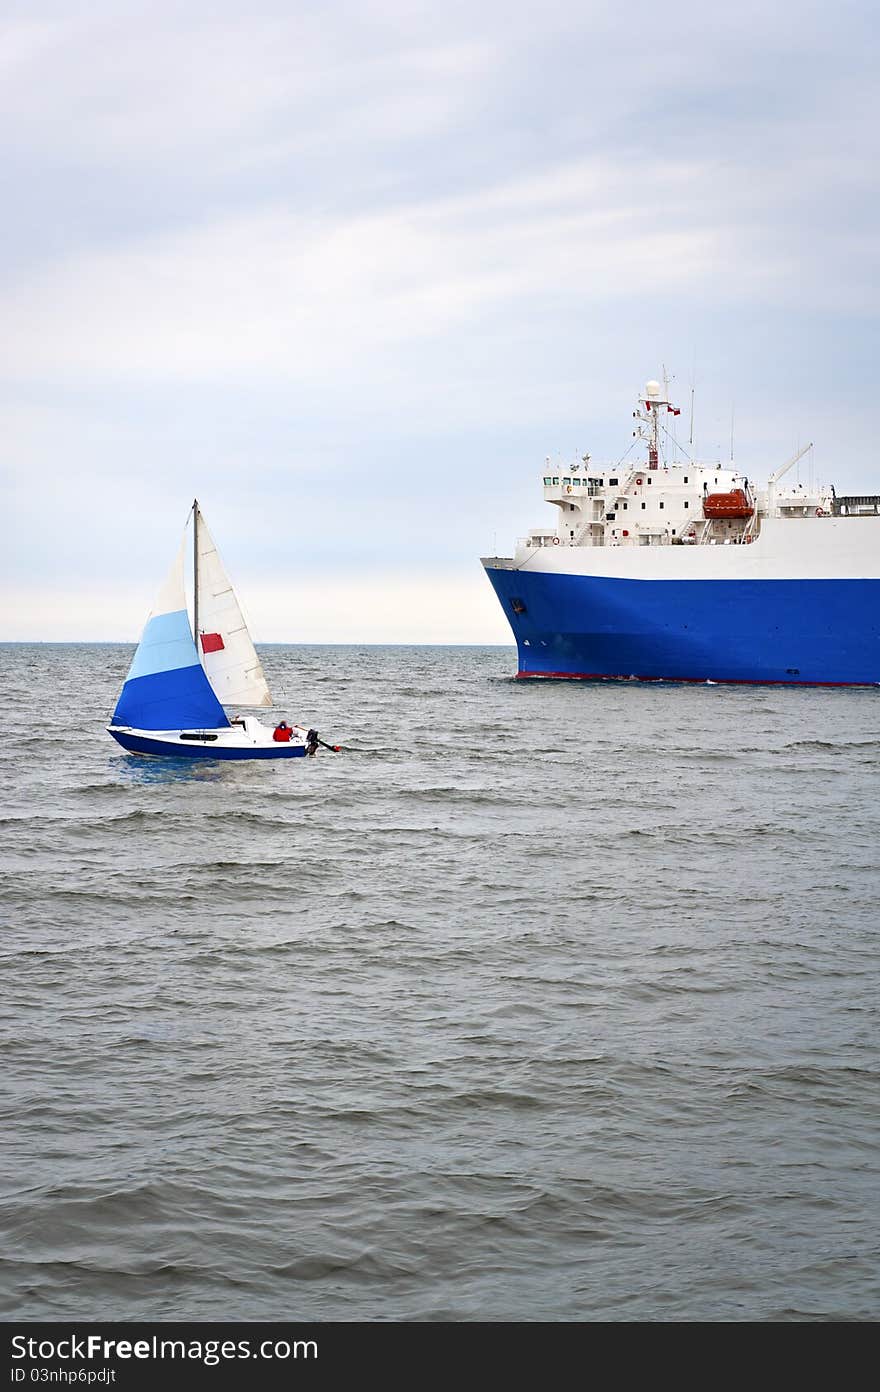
[1,643,878,1321]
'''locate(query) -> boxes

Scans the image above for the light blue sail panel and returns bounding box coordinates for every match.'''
[125,609,201,681]
[112,608,229,730]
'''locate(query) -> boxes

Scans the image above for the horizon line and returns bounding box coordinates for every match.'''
[0,639,517,648]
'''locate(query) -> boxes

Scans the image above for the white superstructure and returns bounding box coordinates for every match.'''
[521,379,841,559]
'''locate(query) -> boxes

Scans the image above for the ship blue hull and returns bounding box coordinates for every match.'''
[484,567,880,686]
[110,730,307,758]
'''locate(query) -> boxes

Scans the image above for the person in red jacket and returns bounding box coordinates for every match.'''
[272,721,293,742]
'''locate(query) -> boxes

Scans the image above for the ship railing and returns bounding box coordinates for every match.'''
[833,495,880,516]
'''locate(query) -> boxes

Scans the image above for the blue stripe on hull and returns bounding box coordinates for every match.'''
[109,730,307,758]
[484,568,880,686]
[112,663,229,730]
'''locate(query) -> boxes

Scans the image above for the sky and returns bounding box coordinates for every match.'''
[2,0,878,642]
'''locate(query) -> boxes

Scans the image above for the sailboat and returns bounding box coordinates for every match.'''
[108,500,319,759]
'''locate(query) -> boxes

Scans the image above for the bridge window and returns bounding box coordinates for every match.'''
[543,477,551,485]
[609,477,618,485]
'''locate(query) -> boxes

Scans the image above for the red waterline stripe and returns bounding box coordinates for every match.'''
[516,670,877,688]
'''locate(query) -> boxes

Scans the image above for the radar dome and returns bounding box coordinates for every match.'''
[646,380,661,398]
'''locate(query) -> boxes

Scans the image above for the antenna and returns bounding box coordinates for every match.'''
[730,404,735,464]
[634,375,678,470]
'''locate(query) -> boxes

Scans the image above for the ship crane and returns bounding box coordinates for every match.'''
[767,442,813,513]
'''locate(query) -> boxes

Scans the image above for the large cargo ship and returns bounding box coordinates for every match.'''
[482,378,880,686]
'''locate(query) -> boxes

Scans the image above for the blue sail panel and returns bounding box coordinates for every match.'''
[112,607,229,729]
[112,663,229,730]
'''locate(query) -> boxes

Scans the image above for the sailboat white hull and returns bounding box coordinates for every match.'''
[108,718,309,760]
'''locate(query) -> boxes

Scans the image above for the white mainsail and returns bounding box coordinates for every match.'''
[194,505,273,708]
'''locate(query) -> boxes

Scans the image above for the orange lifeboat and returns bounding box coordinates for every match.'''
[703,488,754,520]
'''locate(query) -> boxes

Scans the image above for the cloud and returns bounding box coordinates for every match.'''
[0,162,721,387]
[3,137,876,406]
[2,1,879,638]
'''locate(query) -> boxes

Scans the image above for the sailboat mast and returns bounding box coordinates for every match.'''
[193,498,199,649]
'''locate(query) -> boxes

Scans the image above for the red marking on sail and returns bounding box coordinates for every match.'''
[200,632,225,653]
